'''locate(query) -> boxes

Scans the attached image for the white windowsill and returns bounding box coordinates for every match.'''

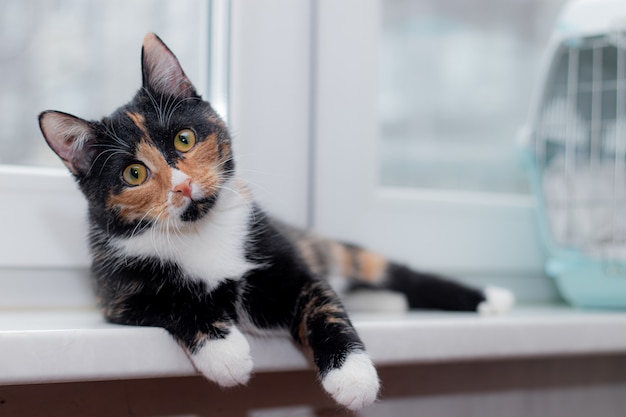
[2,306,626,386]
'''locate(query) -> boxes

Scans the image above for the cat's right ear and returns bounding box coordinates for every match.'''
[142,32,197,99]
[38,111,96,176]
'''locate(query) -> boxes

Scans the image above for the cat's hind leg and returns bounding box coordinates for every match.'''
[292,281,379,410]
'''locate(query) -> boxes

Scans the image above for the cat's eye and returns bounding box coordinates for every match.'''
[174,129,196,153]
[122,164,149,186]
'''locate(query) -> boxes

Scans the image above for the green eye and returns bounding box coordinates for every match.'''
[122,164,149,186]
[174,129,196,152]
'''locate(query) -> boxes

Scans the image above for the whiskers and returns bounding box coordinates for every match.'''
[103,116,132,151]
[87,115,134,176]
[128,206,161,239]
[142,86,200,130]
[217,181,254,214]
[88,147,133,176]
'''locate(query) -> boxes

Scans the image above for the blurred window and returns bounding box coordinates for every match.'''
[0,0,207,167]
[379,0,568,194]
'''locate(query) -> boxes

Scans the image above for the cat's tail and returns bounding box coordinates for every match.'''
[295,233,514,314]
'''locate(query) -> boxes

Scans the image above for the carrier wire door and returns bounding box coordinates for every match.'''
[524,0,626,308]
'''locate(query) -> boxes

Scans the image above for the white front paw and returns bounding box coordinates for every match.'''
[190,327,253,387]
[478,286,515,315]
[321,352,380,410]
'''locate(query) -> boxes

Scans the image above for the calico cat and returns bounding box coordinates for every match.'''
[38,33,513,410]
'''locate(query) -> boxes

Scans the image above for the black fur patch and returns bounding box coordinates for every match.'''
[385,263,485,311]
[92,251,239,351]
[180,194,218,222]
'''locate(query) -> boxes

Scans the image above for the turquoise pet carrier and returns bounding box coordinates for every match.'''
[521,0,626,308]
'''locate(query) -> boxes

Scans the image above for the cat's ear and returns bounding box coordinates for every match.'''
[142,32,197,98]
[39,111,97,176]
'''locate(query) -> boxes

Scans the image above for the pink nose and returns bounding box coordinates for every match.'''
[173,178,193,199]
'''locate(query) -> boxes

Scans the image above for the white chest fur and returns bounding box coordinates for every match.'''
[111,184,256,290]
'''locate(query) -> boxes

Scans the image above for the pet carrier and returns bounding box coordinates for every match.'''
[521,0,626,308]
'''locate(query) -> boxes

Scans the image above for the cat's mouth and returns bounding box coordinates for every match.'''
[167,189,218,223]
[179,195,218,222]
[167,174,218,222]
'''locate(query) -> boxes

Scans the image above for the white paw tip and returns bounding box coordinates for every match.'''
[191,327,253,387]
[478,286,515,315]
[321,352,380,411]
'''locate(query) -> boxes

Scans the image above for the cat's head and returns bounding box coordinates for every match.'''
[39,33,235,236]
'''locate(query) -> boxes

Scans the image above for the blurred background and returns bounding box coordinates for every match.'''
[0,0,205,166]
[379,0,566,193]
[1,0,566,196]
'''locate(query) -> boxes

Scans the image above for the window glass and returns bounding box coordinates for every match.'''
[0,0,206,167]
[379,0,568,193]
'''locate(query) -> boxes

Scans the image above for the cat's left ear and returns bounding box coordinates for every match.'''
[141,32,198,98]
[39,111,97,176]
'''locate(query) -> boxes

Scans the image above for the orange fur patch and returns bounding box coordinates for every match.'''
[126,111,150,140]
[106,132,232,223]
[107,140,171,222]
[329,243,387,284]
[357,250,388,284]
[175,133,223,196]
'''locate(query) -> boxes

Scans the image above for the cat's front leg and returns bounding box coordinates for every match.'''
[163,281,253,388]
[293,281,380,410]
[186,323,253,387]
[100,273,253,388]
